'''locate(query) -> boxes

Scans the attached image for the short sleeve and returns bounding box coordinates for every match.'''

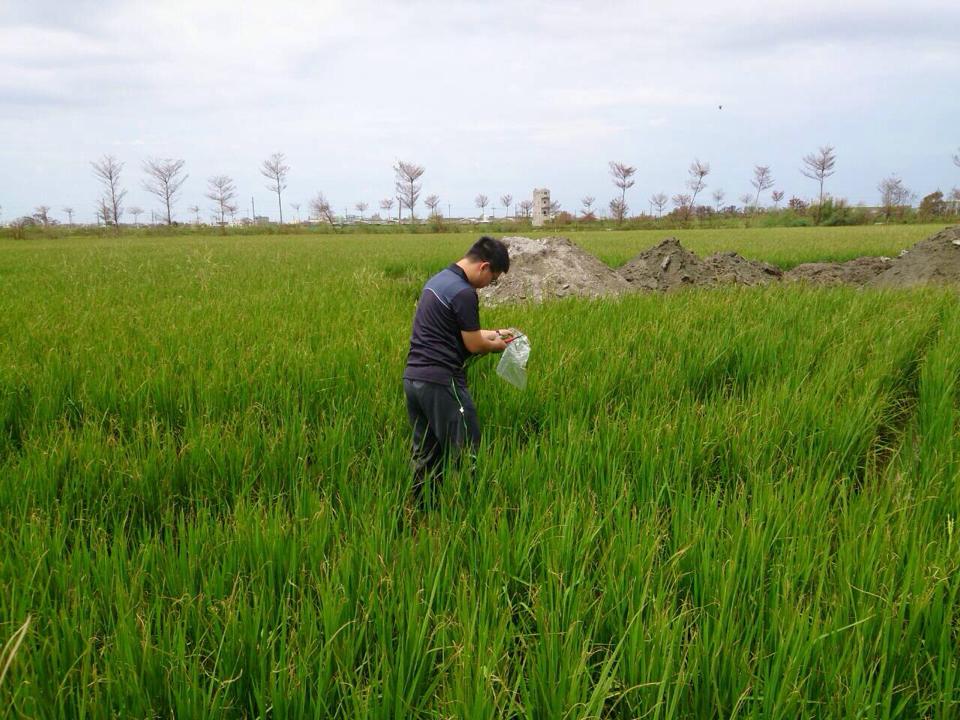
[450,287,480,332]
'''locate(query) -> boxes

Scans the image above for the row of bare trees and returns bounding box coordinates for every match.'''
[604,147,843,224]
[368,162,525,222]
[317,145,948,224]
[89,152,291,229]
[93,156,191,226]
[87,152,531,228]
[20,144,960,228]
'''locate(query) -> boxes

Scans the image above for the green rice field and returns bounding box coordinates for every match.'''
[1,225,958,718]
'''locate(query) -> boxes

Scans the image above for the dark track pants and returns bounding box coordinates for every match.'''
[403,378,480,505]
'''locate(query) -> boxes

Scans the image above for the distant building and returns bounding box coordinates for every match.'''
[532,188,550,227]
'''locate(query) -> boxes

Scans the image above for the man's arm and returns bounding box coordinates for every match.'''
[461,329,508,354]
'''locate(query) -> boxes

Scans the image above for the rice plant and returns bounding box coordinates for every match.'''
[0,230,957,718]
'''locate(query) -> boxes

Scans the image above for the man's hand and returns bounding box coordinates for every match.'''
[463,329,508,354]
[485,330,508,351]
[484,330,511,350]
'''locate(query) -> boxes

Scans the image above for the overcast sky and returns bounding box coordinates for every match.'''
[2,0,959,222]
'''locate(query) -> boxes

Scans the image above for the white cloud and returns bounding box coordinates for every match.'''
[1,0,959,220]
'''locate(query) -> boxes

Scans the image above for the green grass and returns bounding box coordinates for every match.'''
[1,227,958,718]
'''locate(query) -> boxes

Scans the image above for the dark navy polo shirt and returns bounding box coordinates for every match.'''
[403,263,481,385]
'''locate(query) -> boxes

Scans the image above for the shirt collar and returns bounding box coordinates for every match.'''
[448,263,468,282]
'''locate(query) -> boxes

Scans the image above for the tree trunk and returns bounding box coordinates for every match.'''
[110,186,120,232]
[817,179,825,225]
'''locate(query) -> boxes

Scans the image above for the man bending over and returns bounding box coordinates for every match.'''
[402,236,512,507]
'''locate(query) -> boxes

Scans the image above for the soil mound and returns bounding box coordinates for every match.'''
[618,239,781,289]
[478,236,633,306]
[618,238,712,291]
[704,252,783,285]
[785,256,893,286]
[475,227,960,307]
[868,226,960,288]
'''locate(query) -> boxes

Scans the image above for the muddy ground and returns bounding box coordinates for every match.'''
[784,256,894,286]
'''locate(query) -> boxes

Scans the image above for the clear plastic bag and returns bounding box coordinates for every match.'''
[497,334,531,389]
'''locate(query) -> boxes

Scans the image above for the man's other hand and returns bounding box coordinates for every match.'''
[463,329,508,354]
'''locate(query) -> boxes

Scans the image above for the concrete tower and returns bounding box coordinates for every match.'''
[532,188,550,227]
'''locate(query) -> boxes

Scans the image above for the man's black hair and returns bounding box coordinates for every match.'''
[464,236,510,273]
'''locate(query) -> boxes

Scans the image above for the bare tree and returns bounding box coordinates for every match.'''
[518,199,533,218]
[548,199,561,216]
[500,194,513,219]
[206,175,238,226]
[687,159,710,208]
[801,145,837,224]
[424,195,440,217]
[609,161,636,224]
[953,147,960,169]
[739,193,753,211]
[143,158,188,225]
[261,152,290,223]
[672,193,692,216]
[310,192,336,226]
[581,196,595,217]
[475,193,489,218]
[186,204,201,224]
[62,207,75,225]
[394,160,425,222]
[291,202,302,223]
[33,206,52,226]
[878,175,914,219]
[771,190,785,209]
[751,166,775,208]
[608,197,627,223]
[354,201,368,220]
[651,192,668,218]
[91,154,127,230]
[379,198,394,221]
[128,206,143,226]
[711,189,725,212]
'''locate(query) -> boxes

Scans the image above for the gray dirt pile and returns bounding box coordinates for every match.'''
[703,252,783,285]
[618,239,781,289]
[478,235,632,306]
[785,256,893,286]
[477,226,960,306]
[867,226,960,288]
[617,238,712,291]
